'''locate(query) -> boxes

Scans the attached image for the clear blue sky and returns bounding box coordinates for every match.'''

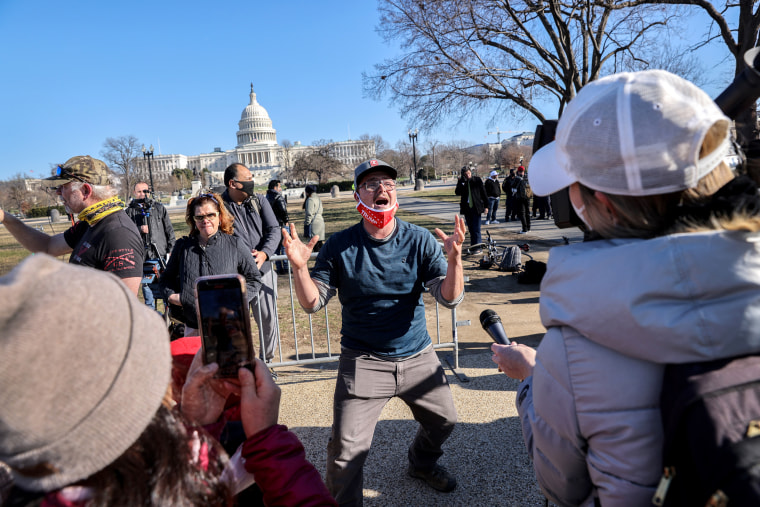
[0,0,513,181]
[0,1,735,182]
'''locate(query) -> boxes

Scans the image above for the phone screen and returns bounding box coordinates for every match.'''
[196,275,254,377]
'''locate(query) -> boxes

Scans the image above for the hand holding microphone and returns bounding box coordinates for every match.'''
[480,309,536,380]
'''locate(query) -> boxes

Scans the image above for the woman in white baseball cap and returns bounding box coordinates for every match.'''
[491,69,760,506]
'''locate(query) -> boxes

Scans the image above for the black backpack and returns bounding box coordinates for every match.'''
[652,354,760,506]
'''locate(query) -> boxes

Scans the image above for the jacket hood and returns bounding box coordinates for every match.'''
[539,230,760,363]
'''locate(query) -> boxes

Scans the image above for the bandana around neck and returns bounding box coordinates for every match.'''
[356,196,399,228]
[77,196,125,225]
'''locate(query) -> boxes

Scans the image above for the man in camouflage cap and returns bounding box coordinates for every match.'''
[0,155,144,295]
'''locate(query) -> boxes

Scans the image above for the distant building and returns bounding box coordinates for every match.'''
[134,84,375,188]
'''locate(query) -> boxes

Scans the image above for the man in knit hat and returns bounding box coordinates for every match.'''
[0,155,143,295]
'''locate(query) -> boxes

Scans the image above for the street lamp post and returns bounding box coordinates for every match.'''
[408,128,419,184]
[141,144,155,194]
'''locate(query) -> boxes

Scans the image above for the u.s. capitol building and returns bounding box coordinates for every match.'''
[135,85,375,186]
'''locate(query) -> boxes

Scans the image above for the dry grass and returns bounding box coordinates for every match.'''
[0,191,457,362]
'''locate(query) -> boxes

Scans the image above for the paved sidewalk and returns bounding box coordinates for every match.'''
[276,349,548,506]
[396,186,585,246]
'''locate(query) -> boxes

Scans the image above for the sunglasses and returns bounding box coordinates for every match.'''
[193,192,219,204]
[193,212,219,222]
[50,165,89,191]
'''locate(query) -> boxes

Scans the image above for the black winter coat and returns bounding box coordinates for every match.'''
[125,199,176,259]
[160,232,262,328]
[455,176,488,214]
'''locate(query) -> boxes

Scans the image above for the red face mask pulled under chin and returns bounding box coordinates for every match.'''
[356,197,399,228]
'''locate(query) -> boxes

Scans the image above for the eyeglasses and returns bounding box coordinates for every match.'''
[137,189,150,194]
[193,212,219,222]
[360,179,396,192]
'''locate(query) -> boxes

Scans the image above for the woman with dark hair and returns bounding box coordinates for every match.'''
[0,255,335,506]
[303,185,324,251]
[160,192,261,336]
[491,70,760,506]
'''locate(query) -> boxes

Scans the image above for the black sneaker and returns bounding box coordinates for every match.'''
[408,464,457,492]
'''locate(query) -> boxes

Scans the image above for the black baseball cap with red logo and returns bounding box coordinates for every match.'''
[354,159,398,189]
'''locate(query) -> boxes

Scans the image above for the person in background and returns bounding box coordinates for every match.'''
[0,155,143,295]
[126,181,176,310]
[160,192,261,337]
[455,166,488,252]
[282,159,465,506]
[303,184,325,252]
[0,254,335,506]
[502,168,517,222]
[512,166,531,234]
[221,163,282,363]
[491,69,760,506]
[266,179,290,275]
[484,170,501,225]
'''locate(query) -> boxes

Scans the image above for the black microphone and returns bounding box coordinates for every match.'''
[479,309,510,345]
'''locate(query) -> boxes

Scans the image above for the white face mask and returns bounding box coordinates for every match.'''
[571,201,593,231]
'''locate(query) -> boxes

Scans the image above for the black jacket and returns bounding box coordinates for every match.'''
[160,233,262,329]
[266,189,289,227]
[221,190,281,275]
[502,175,516,196]
[485,178,501,198]
[455,175,488,214]
[125,199,176,259]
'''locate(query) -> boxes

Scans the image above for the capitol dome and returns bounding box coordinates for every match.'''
[236,84,277,148]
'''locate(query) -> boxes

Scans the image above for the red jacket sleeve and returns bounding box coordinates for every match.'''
[241,425,336,506]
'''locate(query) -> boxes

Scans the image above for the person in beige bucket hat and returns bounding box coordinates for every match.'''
[0,254,335,505]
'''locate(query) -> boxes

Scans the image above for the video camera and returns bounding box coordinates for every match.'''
[536,47,760,230]
[132,199,154,228]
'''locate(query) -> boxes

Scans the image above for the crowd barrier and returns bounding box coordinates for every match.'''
[254,253,463,371]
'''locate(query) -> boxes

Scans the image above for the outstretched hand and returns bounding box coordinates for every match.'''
[239,358,281,438]
[434,215,466,260]
[281,223,319,270]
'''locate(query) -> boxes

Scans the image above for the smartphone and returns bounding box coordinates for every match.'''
[195,274,255,378]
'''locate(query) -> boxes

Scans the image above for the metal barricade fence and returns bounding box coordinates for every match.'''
[254,253,462,370]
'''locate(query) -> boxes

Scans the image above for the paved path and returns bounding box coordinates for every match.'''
[396,185,585,246]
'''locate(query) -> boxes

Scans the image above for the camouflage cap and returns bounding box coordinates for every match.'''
[44,156,113,186]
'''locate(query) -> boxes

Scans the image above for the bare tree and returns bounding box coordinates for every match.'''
[101,135,141,200]
[499,143,532,169]
[278,139,297,177]
[424,139,441,178]
[438,141,473,176]
[2,175,32,216]
[615,0,760,143]
[290,140,345,184]
[365,0,687,130]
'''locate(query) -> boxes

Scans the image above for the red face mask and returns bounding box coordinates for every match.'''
[356,196,398,228]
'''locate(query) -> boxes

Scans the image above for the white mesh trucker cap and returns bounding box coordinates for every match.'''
[529,70,731,197]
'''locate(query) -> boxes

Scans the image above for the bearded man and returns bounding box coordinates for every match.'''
[0,156,143,295]
[282,159,465,506]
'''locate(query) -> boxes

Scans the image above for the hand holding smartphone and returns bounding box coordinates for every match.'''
[195,274,255,378]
